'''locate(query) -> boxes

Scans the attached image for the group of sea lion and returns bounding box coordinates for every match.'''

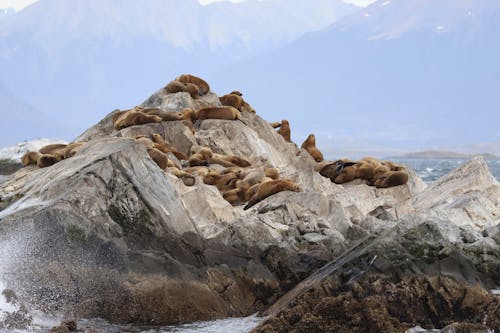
[21,142,88,168]
[165,74,211,99]
[20,73,407,212]
[316,157,409,188]
[269,118,408,188]
[132,131,301,209]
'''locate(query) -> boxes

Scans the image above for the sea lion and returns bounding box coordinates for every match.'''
[142,108,183,121]
[222,188,246,206]
[277,120,291,142]
[269,122,281,129]
[244,179,301,210]
[177,74,210,95]
[168,167,196,186]
[207,157,236,168]
[165,80,187,94]
[202,171,222,186]
[185,82,200,99]
[318,160,357,182]
[220,94,243,110]
[334,164,357,184]
[355,160,375,181]
[264,167,279,180]
[183,166,210,177]
[147,148,171,170]
[21,151,42,166]
[60,142,86,158]
[235,179,251,193]
[301,134,324,162]
[205,172,238,190]
[242,169,266,186]
[37,154,62,168]
[181,108,197,123]
[222,166,243,176]
[189,147,213,167]
[39,144,67,155]
[211,154,251,168]
[197,106,240,121]
[374,170,409,188]
[230,90,242,96]
[114,110,161,130]
[136,137,154,149]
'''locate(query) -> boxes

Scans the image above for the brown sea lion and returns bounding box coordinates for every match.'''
[220,94,243,110]
[189,147,213,167]
[21,151,42,166]
[301,134,324,162]
[60,142,86,158]
[212,154,251,168]
[37,154,62,168]
[222,166,243,176]
[177,74,210,95]
[222,188,246,206]
[235,179,251,193]
[147,148,171,170]
[181,108,197,123]
[114,111,161,130]
[374,170,409,188]
[136,137,154,149]
[269,122,281,129]
[183,166,210,177]
[168,167,196,186]
[230,90,242,96]
[242,169,266,186]
[197,107,240,121]
[185,82,200,99]
[334,164,357,184]
[207,157,236,168]
[142,108,183,121]
[264,167,279,180]
[317,160,356,182]
[244,179,301,210]
[165,80,187,94]
[39,144,67,155]
[112,110,128,125]
[354,161,375,181]
[277,120,291,142]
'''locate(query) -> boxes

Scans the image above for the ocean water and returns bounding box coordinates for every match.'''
[392,158,500,182]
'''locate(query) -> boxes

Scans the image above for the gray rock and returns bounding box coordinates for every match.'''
[2,85,500,327]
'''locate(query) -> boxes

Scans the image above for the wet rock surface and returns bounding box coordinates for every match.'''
[0,79,499,331]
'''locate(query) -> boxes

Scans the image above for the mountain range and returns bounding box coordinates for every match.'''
[1,0,499,157]
[210,0,500,155]
[0,0,356,145]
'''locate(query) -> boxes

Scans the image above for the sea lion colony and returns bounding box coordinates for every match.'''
[21,74,408,208]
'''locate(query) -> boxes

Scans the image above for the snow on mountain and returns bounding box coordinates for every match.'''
[335,0,500,40]
[0,138,67,162]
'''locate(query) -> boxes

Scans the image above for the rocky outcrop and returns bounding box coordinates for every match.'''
[0,78,499,331]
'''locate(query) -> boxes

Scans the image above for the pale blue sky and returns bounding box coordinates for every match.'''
[1,0,376,11]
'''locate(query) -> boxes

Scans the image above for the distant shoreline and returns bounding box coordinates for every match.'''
[387,151,500,160]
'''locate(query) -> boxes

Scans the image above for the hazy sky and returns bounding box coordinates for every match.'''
[2,0,376,11]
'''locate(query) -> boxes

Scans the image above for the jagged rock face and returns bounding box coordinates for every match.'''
[252,274,500,333]
[0,85,499,328]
